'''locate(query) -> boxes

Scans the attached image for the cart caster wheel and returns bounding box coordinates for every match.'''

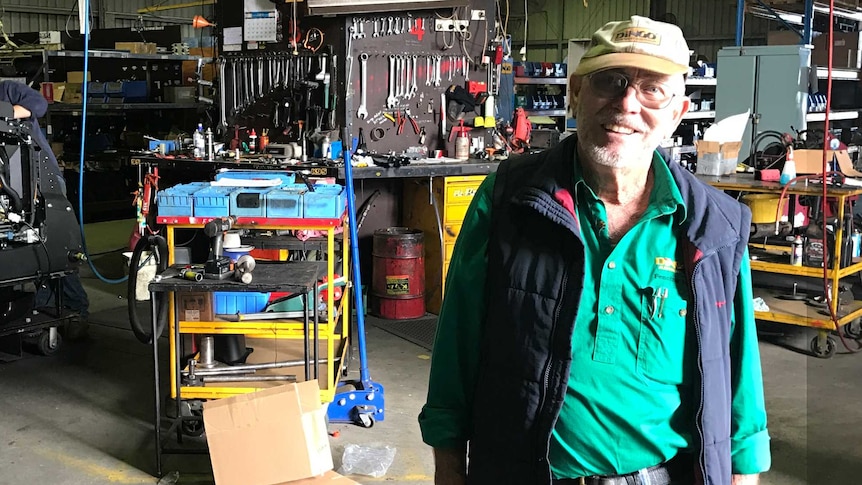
[843,319,862,339]
[36,331,62,356]
[181,410,204,437]
[356,413,374,428]
[810,335,837,358]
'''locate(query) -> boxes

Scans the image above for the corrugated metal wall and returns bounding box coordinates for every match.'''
[0,0,211,44]
[504,0,776,63]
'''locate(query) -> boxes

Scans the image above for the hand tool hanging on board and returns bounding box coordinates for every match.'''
[218,58,228,134]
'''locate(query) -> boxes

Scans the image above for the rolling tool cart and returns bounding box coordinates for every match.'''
[707,175,862,358]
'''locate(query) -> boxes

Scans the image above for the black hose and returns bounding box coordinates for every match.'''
[0,170,23,213]
[128,234,168,344]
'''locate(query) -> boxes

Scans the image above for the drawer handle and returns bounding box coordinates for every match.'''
[445,226,457,237]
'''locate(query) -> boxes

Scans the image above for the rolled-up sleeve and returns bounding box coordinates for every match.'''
[729,252,771,474]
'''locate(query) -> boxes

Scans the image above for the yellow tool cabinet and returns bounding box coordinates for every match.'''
[404,175,487,314]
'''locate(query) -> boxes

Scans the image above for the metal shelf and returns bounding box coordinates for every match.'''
[50,103,200,112]
[816,67,861,80]
[682,110,716,120]
[686,77,717,86]
[806,110,860,122]
[46,50,209,62]
[514,77,567,85]
[525,109,566,117]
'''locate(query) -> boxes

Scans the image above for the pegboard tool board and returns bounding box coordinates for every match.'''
[343,1,495,157]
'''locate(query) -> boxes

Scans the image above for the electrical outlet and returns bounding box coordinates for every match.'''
[435,19,455,31]
[471,9,486,21]
[454,20,470,32]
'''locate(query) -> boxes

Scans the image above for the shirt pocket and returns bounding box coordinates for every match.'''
[637,272,689,386]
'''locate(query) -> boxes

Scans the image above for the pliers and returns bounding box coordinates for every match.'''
[405,109,420,135]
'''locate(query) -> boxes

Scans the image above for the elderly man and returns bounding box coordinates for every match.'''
[419,16,770,485]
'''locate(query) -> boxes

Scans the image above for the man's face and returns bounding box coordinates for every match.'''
[573,67,690,169]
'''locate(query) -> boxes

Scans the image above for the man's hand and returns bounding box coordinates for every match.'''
[12,105,31,119]
[433,446,467,485]
[732,474,759,485]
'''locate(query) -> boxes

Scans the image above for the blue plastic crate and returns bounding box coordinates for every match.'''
[147,139,177,153]
[303,184,345,218]
[229,188,270,217]
[156,182,208,216]
[213,291,270,315]
[192,186,233,217]
[266,186,304,218]
[122,80,148,102]
[87,82,106,94]
[215,170,296,187]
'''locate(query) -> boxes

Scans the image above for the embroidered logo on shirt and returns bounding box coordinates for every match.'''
[655,257,678,273]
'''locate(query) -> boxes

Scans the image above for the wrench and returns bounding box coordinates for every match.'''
[426,56,432,86]
[387,16,394,35]
[447,56,453,81]
[373,18,379,37]
[434,55,442,87]
[218,59,228,132]
[403,55,411,98]
[387,55,398,108]
[357,53,369,119]
[463,55,469,80]
[410,55,418,97]
[358,19,366,38]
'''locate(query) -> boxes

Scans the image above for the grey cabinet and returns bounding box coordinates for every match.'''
[716,45,811,160]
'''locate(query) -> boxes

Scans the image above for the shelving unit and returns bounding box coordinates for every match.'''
[155,214,349,403]
[513,75,567,130]
[3,48,214,221]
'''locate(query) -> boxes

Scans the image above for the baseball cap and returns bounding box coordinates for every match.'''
[574,16,690,76]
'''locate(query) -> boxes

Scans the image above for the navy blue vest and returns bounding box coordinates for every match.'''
[468,135,751,485]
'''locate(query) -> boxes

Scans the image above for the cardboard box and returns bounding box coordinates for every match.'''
[793,149,862,176]
[182,47,216,85]
[203,381,334,485]
[767,30,802,46]
[114,41,157,54]
[695,141,742,176]
[177,291,213,322]
[66,71,91,83]
[62,83,83,103]
[812,31,862,68]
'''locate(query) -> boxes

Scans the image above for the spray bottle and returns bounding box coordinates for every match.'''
[455,120,470,160]
[780,147,796,186]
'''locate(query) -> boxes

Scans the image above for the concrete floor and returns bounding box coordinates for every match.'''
[1,224,861,484]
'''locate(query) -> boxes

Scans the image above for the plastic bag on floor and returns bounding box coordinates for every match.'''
[338,443,397,478]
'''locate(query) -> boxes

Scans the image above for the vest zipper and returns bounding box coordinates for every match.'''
[689,259,708,483]
[540,270,568,482]
[689,240,734,485]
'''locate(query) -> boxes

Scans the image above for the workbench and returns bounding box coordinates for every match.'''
[701,174,862,357]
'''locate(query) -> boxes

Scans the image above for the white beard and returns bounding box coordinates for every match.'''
[577,104,663,169]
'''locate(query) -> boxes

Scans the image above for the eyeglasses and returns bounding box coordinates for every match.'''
[588,70,678,109]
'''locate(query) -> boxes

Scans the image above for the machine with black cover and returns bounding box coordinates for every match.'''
[0,100,84,359]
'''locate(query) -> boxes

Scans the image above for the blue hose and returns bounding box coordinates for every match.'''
[76,3,127,285]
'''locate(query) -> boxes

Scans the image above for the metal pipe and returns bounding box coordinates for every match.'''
[185,367,256,376]
[203,375,297,383]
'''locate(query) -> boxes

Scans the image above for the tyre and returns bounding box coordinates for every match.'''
[36,330,62,356]
[810,335,836,358]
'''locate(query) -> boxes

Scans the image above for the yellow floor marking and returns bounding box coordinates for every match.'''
[33,447,154,483]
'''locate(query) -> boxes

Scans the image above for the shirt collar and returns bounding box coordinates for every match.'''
[572,148,688,224]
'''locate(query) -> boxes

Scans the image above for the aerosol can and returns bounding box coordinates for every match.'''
[791,235,803,266]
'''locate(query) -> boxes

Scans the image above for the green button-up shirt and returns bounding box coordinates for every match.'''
[418,153,770,477]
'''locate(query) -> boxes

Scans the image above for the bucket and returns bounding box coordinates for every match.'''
[371,227,425,319]
[742,194,781,224]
